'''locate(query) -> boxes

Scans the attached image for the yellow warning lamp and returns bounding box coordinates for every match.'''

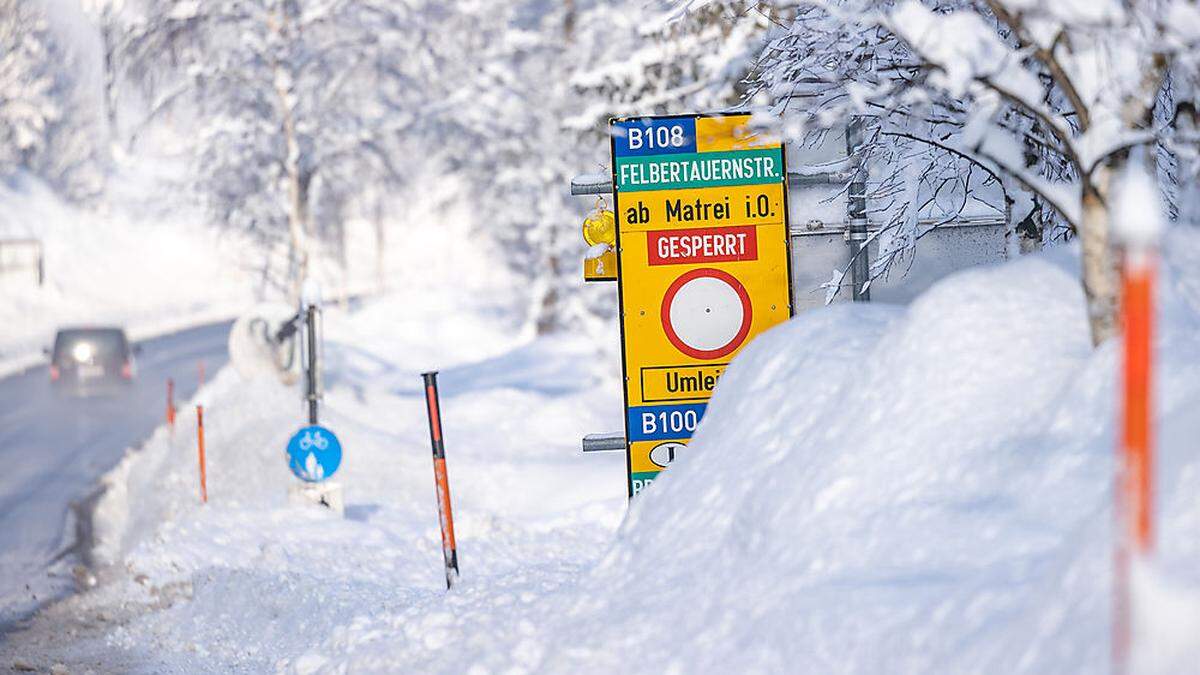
[583,198,618,282]
[582,203,616,248]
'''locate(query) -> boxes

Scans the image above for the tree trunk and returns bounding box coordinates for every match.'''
[273,56,308,303]
[1016,202,1044,255]
[284,140,308,303]
[374,195,386,292]
[535,235,563,336]
[100,15,119,144]
[1080,165,1119,346]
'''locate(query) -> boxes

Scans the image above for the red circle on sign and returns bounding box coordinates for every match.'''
[660,268,753,360]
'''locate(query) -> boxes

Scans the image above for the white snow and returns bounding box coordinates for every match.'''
[584,243,611,261]
[1113,157,1167,250]
[0,175,256,375]
[16,225,1197,673]
[0,165,387,378]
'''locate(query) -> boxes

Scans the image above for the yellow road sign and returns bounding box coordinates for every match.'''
[610,113,794,497]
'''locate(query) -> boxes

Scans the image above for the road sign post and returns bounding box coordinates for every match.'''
[305,304,321,424]
[609,113,794,497]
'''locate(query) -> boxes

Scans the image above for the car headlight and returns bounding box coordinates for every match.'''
[72,342,94,363]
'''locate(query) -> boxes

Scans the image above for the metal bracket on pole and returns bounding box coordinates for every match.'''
[582,432,626,453]
[571,174,613,196]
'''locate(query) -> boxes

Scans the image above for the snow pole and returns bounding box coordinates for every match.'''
[1111,161,1162,675]
[198,359,206,390]
[421,371,459,589]
[1114,244,1157,674]
[1120,248,1155,554]
[196,405,208,504]
[167,378,176,430]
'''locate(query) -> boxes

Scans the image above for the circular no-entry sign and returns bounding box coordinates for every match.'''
[660,268,752,360]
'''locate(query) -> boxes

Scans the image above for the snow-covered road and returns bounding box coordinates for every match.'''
[0,322,231,631]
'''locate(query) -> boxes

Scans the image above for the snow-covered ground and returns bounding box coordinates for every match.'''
[6,229,1200,673]
[0,174,256,376]
[0,264,630,671]
[0,162,391,378]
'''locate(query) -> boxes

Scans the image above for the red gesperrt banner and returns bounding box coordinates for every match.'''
[647,225,758,266]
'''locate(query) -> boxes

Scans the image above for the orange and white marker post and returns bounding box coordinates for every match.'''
[196,405,208,504]
[166,378,176,430]
[1120,245,1155,553]
[421,371,459,589]
[1111,165,1163,675]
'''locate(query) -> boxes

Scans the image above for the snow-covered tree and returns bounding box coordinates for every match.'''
[0,0,105,199]
[457,0,776,334]
[566,1,779,126]
[0,0,59,175]
[733,0,1200,345]
[116,0,422,299]
[472,0,779,334]
[398,0,596,335]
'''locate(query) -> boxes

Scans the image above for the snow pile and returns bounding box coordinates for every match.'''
[0,175,256,373]
[33,228,1200,673]
[64,284,625,672]
[312,233,1200,673]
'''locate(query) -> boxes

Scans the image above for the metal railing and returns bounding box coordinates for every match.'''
[788,215,1007,238]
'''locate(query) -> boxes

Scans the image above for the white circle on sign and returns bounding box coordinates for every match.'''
[661,268,753,359]
[669,276,743,351]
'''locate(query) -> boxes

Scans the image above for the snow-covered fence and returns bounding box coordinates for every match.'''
[0,238,44,287]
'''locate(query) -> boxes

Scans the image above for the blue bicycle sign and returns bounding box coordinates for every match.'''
[286,425,342,482]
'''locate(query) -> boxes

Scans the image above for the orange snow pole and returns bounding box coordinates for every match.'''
[1113,246,1157,675]
[422,371,459,589]
[167,378,176,429]
[1121,252,1155,553]
[196,405,208,504]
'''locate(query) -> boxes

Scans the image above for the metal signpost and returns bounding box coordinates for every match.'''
[283,300,345,513]
[609,113,794,497]
[304,304,321,424]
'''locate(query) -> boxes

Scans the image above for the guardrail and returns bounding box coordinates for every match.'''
[0,238,45,286]
[789,215,1007,238]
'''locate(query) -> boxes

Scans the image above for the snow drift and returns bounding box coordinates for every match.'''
[552,231,1200,674]
[320,232,1200,673]
[40,230,1200,674]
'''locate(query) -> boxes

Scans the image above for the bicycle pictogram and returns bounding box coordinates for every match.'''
[298,429,329,451]
[287,424,342,483]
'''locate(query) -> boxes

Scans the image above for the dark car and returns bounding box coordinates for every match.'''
[47,327,138,395]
